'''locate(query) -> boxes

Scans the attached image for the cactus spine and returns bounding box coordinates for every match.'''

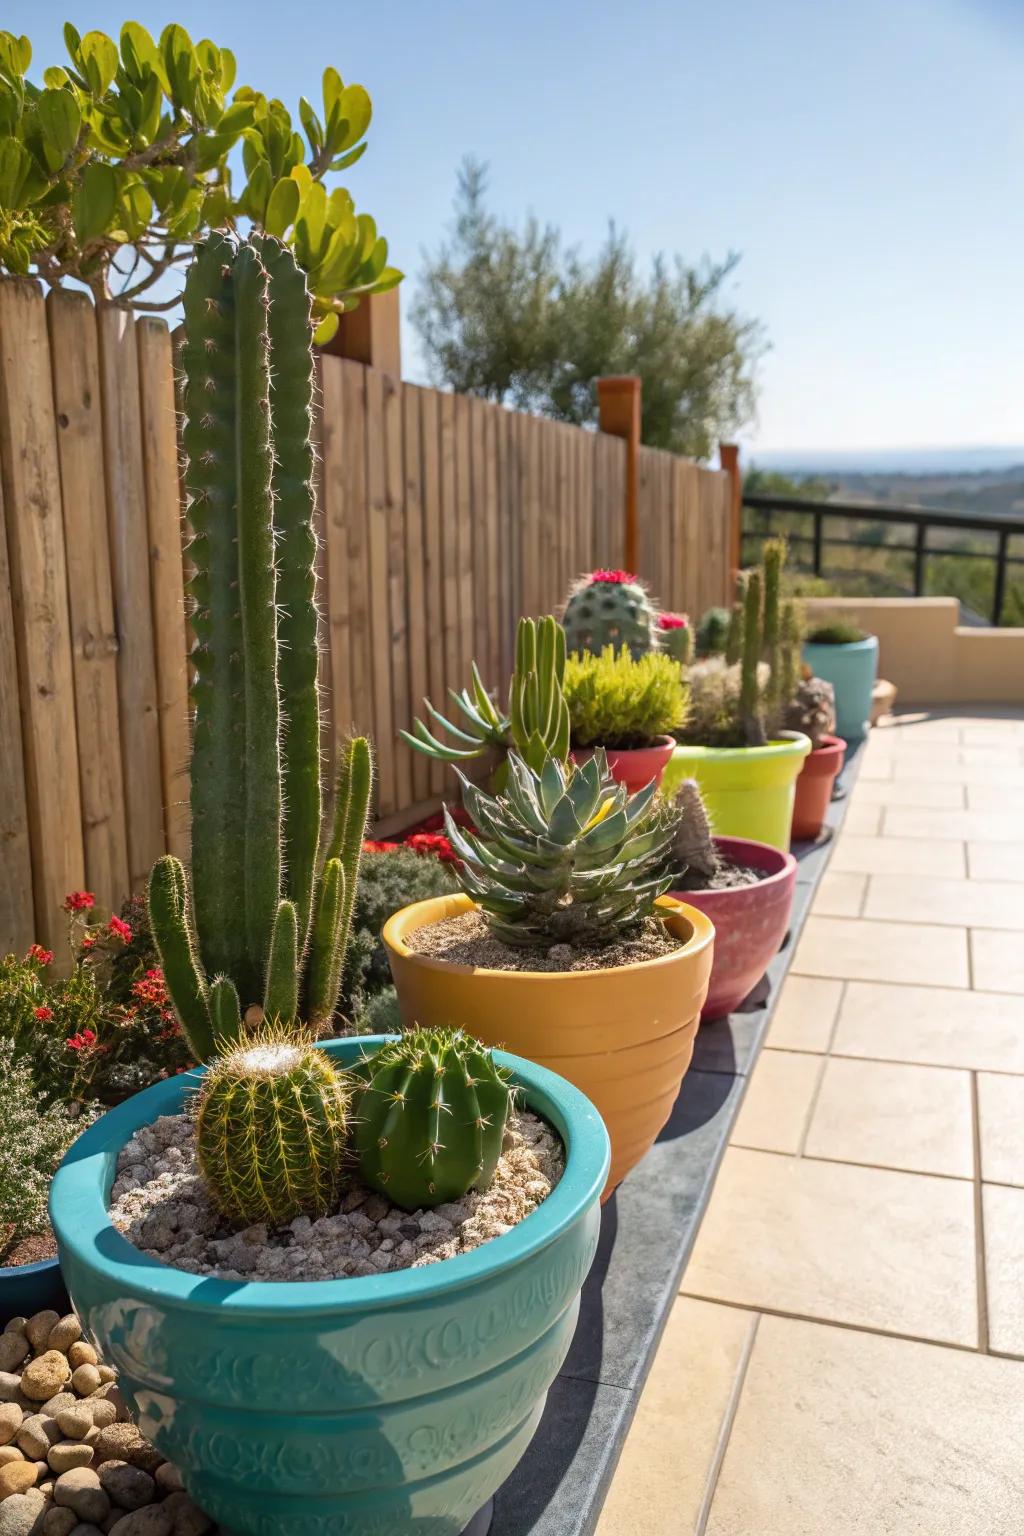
[195,1029,351,1226]
[355,1029,513,1211]
[149,236,371,1060]
[562,570,659,659]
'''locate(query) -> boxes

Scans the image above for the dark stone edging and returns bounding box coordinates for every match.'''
[490,744,863,1536]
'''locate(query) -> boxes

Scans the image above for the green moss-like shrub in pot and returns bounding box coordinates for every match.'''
[564,646,688,793]
[50,235,606,1536]
[803,620,879,743]
[666,541,810,849]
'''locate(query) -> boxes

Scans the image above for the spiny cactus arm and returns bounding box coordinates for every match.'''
[724,599,743,666]
[264,901,299,1027]
[251,235,321,949]
[306,858,345,1027]
[740,569,766,746]
[182,233,249,989]
[233,243,283,980]
[322,735,372,966]
[208,976,242,1046]
[762,538,785,711]
[148,856,213,1062]
[673,779,720,883]
[779,599,803,714]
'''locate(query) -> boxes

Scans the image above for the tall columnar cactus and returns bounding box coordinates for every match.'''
[657,613,693,664]
[355,1029,513,1211]
[739,568,766,746]
[195,1029,351,1226]
[149,235,372,1061]
[761,538,785,714]
[561,570,659,659]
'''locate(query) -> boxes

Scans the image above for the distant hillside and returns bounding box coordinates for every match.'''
[747,463,1024,520]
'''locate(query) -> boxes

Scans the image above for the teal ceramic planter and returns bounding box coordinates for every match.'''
[803,635,879,742]
[49,1037,609,1536]
[0,1258,69,1319]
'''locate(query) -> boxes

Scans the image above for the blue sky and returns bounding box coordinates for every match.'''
[11,0,1023,459]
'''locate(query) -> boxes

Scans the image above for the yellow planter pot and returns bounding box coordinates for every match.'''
[662,735,812,851]
[383,893,714,1198]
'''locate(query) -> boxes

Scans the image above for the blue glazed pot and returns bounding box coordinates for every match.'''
[0,1257,69,1319]
[803,635,879,743]
[50,1037,609,1536]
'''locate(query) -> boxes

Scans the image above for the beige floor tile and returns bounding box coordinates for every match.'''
[833,980,1024,1074]
[683,1147,977,1345]
[967,783,1024,811]
[853,777,964,807]
[842,801,882,835]
[878,744,1023,769]
[765,976,843,1053]
[873,716,962,741]
[977,1074,1024,1187]
[829,833,966,877]
[892,757,1024,785]
[960,723,1024,744]
[804,1057,973,1177]
[793,915,969,988]
[705,1315,1024,1536]
[864,873,1024,930]
[968,841,1024,882]
[971,928,1024,994]
[856,756,892,781]
[810,870,865,917]
[983,1184,1024,1356]
[595,1298,754,1536]
[730,1050,823,1155]
[885,806,1024,842]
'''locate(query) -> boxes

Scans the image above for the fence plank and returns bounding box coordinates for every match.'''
[419,388,446,796]
[310,353,333,790]
[320,356,352,754]
[0,279,84,947]
[97,305,164,892]
[339,360,373,743]
[137,317,191,865]
[402,386,429,803]
[468,396,489,684]
[454,393,474,682]
[384,372,412,810]
[45,290,130,911]
[0,463,33,954]
[364,367,396,815]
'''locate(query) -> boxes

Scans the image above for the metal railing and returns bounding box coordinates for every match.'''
[742,492,1024,626]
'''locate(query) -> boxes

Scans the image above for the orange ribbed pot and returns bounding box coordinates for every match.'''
[383,893,715,1198]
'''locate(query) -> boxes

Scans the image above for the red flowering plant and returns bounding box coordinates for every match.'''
[0,892,191,1108]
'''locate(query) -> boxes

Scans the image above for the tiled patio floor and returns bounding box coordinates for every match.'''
[596,709,1024,1535]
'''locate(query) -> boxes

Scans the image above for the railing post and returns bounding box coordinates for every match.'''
[993,526,1010,625]
[719,442,742,582]
[322,288,402,377]
[913,522,927,597]
[812,510,824,576]
[597,376,641,571]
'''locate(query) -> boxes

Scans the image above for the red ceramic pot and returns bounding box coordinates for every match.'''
[571,735,676,795]
[670,836,797,1021]
[791,734,847,841]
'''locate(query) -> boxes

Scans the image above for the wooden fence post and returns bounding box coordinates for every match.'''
[323,289,401,378]
[719,441,742,582]
[597,376,641,572]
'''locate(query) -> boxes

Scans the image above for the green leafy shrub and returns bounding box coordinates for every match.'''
[0,1044,84,1262]
[563,648,688,749]
[806,620,869,644]
[344,849,456,1009]
[0,24,400,340]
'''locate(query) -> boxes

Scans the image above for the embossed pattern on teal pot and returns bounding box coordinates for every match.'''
[49,1037,610,1536]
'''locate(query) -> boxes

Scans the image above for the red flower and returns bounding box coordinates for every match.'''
[108,916,133,944]
[80,935,96,951]
[590,569,637,585]
[131,968,169,1009]
[33,1005,54,1022]
[362,839,400,854]
[65,1029,97,1053]
[405,832,460,866]
[658,611,689,630]
[63,891,95,913]
[26,944,54,966]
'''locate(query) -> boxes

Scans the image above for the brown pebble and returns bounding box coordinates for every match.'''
[52,1466,108,1523]
[0,1402,22,1445]
[55,1410,92,1443]
[152,1464,183,1495]
[87,1390,125,1424]
[96,1463,154,1513]
[107,1506,172,1536]
[17,1416,59,1461]
[83,1403,112,1434]
[69,1367,100,1399]
[0,1445,24,1467]
[93,1370,115,1388]
[161,1491,212,1535]
[40,1396,76,1420]
[0,1335,30,1374]
[65,1347,96,1373]
[46,1318,82,1357]
[21,1354,72,1404]
[3,1321,26,1337]
[48,1442,95,1474]
[91,1427,159,1475]
[0,1459,38,1497]
[24,1314,61,1354]
[43,1510,78,1536]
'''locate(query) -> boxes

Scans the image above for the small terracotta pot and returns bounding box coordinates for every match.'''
[571,735,676,794]
[791,734,847,841]
[383,892,714,1197]
[670,836,797,1021]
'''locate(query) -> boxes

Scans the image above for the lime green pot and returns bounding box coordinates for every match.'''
[663,735,811,850]
[49,1037,609,1536]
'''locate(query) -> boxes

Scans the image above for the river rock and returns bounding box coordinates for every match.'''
[52,1469,108,1525]
[44,1322,80,1359]
[0,1377,23,1405]
[62,1351,93,1377]
[106,1509,172,1536]
[159,1494,211,1536]
[0,1489,46,1536]
[0,1404,22,1446]
[47,1445,94,1476]
[67,1371,99,1403]
[91,1430,157,1475]
[0,1460,37,1498]
[53,1413,91,1446]
[21,1358,70,1406]
[149,1469,181,1498]
[43,1508,77,1536]
[96,1466,153,1515]
[23,1317,60,1355]
[0,1339,29,1376]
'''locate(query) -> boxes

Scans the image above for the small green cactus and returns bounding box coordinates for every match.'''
[695,607,730,658]
[195,1029,351,1227]
[656,613,693,664]
[562,570,659,659]
[670,779,720,886]
[355,1029,513,1211]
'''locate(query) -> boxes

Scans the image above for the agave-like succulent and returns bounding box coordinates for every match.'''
[444,751,680,948]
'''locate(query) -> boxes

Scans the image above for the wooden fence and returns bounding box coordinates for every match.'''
[0,277,732,954]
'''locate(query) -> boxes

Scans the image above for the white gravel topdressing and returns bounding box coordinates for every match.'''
[108,1110,564,1282]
